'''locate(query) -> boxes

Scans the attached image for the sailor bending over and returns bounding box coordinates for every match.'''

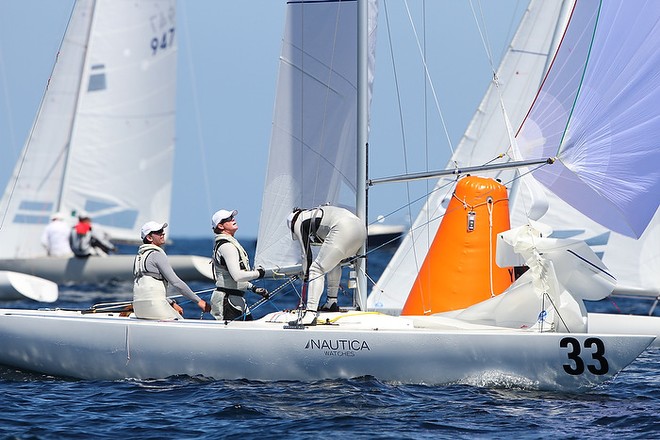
[210,209,268,321]
[133,221,210,320]
[287,205,366,317]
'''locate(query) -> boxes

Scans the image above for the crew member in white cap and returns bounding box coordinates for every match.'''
[41,211,73,257]
[210,209,269,321]
[287,205,366,322]
[133,221,211,320]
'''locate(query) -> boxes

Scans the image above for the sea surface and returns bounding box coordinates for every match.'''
[1,238,659,439]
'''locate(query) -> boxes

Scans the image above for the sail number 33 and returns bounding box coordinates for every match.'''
[560,337,609,375]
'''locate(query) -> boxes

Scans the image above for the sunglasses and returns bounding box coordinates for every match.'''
[220,216,234,224]
[150,230,165,236]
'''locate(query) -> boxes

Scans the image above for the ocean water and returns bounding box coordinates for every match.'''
[1,238,659,439]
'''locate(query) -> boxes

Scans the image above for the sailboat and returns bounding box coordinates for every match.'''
[0,0,654,391]
[0,0,212,285]
[368,0,660,345]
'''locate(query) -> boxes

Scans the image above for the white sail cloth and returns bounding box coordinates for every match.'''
[255,0,377,270]
[446,221,616,333]
[516,0,660,239]
[0,0,177,258]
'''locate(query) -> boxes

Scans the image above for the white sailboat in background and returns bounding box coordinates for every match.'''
[0,0,654,391]
[0,0,212,285]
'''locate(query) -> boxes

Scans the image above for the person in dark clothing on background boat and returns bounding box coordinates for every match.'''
[133,221,210,320]
[287,205,366,323]
[69,212,116,257]
[210,209,269,321]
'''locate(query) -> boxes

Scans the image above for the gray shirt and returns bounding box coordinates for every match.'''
[143,250,202,303]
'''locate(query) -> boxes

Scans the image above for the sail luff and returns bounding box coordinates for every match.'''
[356,0,369,310]
[58,0,98,216]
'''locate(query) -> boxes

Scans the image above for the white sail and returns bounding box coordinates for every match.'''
[513,0,660,297]
[0,0,177,258]
[255,0,377,270]
[368,0,572,312]
[517,0,660,238]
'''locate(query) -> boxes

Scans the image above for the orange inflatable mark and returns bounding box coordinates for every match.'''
[401,175,514,316]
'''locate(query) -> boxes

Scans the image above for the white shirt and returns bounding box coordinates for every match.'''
[41,220,73,257]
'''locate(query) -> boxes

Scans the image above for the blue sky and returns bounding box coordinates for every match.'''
[0,0,527,238]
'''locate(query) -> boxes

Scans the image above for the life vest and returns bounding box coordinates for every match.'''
[69,223,93,257]
[133,244,166,283]
[212,234,251,292]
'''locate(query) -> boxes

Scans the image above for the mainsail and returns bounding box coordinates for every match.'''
[0,0,177,258]
[255,0,377,269]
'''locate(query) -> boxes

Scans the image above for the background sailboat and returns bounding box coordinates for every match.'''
[0,0,212,284]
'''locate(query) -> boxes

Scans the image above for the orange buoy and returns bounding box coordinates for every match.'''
[401,175,514,316]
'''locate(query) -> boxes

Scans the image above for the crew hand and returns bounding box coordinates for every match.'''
[172,302,184,315]
[256,266,265,279]
[252,286,269,299]
[198,299,211,313]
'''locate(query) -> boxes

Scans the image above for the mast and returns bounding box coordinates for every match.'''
[356,0,368,310]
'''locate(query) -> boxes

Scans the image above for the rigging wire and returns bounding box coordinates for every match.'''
[402,0,455,156]
[179,2,213,219]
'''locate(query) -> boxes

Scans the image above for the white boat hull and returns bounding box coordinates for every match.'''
[0,309,653,392]
[0,272,58,302]
[0,255,212,284]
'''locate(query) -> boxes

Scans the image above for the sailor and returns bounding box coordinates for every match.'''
[210,209,269,321]
[287,205,366,322]
[41,211,73,257]
[69,212,116,257]
[133,221,210,320]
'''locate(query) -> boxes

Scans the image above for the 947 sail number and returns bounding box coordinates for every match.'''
[560,337,609,375]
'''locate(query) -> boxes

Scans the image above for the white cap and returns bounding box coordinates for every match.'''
[77,210,90,220]
[141,221,168,239]
[50,211,67,221]
[211,209,237,229]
